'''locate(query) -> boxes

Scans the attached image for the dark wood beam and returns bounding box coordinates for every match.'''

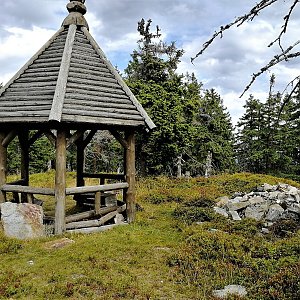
[28,130,44,146]
[109,129,128,149]
[0,132,7,203]
[67,130,85,149]
[2,130,17,148]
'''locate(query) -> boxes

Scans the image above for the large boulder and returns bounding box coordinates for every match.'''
[0,202,45,239]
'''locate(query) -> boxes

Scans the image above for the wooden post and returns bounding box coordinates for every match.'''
[76,136,85,187]
[0,132,7,203]
[19,130,29,202]
[125,131,136,223]
[55,130,67,234]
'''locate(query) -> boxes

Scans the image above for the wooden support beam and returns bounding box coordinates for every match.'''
[125,131,136,223]
[0,132,7,203]
[66,182,129,195]
[2,130,17,148]
[28,130,44,146]
[82,173,125,180]
[19,130,29,202]
[82,129,97,148]
[95,192,101,215]
[76,135,85,188]
[44,130,57,146]
[65,205,119,223]
[1,184,55,195]
[109,129,128,149]
[54,130,67,235]
[66,210,118,230]
[67,130,85,149]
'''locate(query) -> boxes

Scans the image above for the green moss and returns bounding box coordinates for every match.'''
[1,172,300,299]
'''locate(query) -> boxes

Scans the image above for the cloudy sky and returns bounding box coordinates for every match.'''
[1,0,300,124]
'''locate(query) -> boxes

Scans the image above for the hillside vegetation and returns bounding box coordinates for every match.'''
[0,172,300,299]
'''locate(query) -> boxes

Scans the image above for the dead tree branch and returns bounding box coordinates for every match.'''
[192,0,300,97]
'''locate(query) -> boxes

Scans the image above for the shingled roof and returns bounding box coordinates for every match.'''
[0,0,155,130]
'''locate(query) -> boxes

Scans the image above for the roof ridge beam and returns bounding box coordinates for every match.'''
[49,25,77,122]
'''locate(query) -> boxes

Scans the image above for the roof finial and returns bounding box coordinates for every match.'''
[62,0,89,29]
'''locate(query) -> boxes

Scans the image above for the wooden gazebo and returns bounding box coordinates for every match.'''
[0,0,155,234]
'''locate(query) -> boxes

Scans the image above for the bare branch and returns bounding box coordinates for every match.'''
[191,0,278,63]
[240,41,300,97]
[268,0,299,49]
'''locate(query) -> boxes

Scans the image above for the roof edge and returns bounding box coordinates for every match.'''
[0,27,65,97]
[81,27,156,131]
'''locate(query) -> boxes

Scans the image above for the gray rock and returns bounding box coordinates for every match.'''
[1,202,45,240]
[293,194,300,203]
[268,191,280,200]
[249,196,265,205]
[214,207,229,218]
[263,183,276,192]
[278,183,289,190]
[213,285,247,298]
[114,213,125,224]
[226,201,250,211]
[265,204,284,222]
[216,196,230,207]
[229,210,241,221]
[287,186,299,195]
[287,204,300,215]
[244,206,265,221]
[261,228,270,234]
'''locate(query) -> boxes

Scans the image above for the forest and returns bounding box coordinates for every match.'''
[4,19,300,180]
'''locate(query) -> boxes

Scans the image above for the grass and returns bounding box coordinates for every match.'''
[0,172,300,299]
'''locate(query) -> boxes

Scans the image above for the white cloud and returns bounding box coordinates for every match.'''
[0,26,55,58]
[1,0,300,125]
[0,26,55,85]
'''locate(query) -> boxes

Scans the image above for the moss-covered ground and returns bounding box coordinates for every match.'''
[0,173,299,299]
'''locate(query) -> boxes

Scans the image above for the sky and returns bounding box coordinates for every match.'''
[1,0,300,125]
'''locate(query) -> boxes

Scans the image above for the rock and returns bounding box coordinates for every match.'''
[268,191,280,200]
[44,238,75,249]
[214,207,229,218]
[278,183,289,190]
[249,196,265,205]
[287,186,299,195]
[213,285,247,298]
[114,213,125,224]
[0,202,45,240]
[216,196,230,207]
[293,194,300,203]
[287,204,300,215]
[261,228,270,234]
[226,201,250,211]
[262,183,276,192]
[265,204,285,222]
[229,210,241,221]
[244,206,266,221]
[215,183,300,225]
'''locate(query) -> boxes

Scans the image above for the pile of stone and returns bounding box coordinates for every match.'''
[214,183,300,225]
